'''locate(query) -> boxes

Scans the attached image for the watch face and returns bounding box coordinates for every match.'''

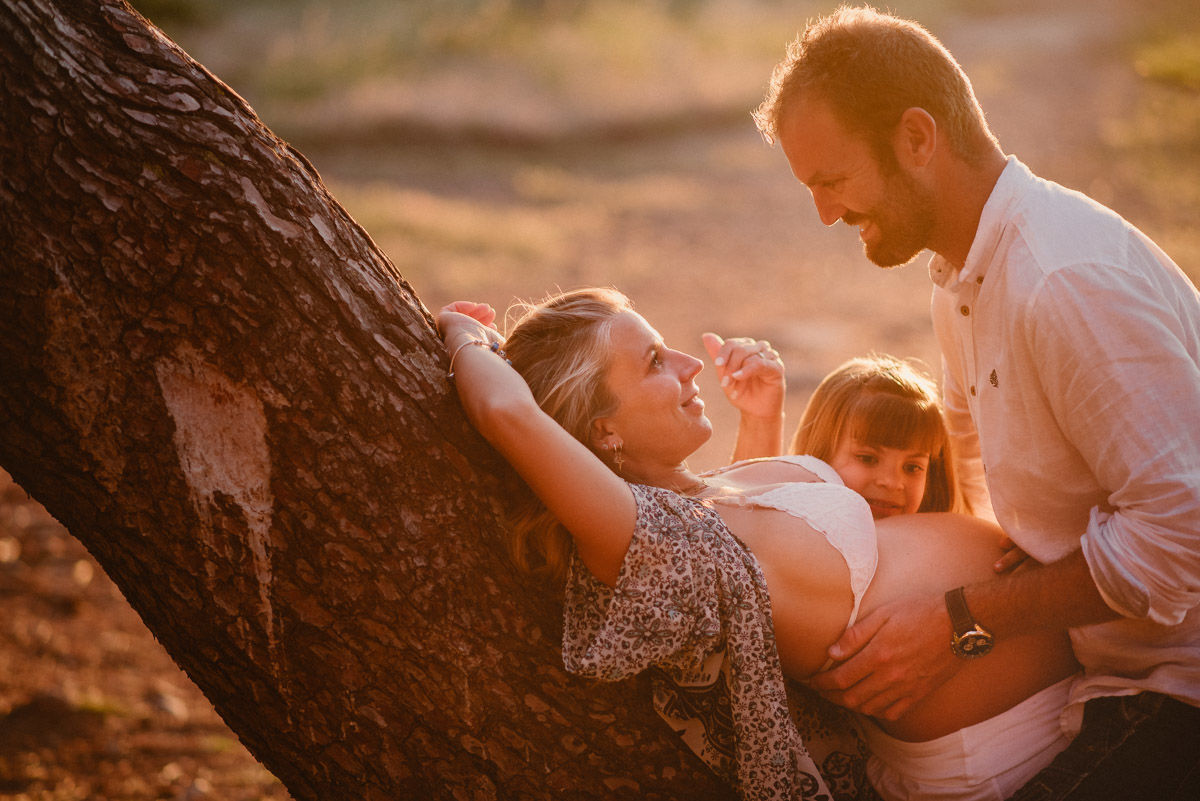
[953,630,994,658]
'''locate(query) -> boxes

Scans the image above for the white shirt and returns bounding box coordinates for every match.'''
[929,156,1200,721]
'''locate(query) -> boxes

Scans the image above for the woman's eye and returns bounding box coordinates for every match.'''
[650,351,662,368]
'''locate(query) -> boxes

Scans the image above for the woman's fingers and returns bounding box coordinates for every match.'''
[731,345,782,379]
[438,302,499,339]
[442,301,497,326]
[703,335,780,381]
[701,332,724,358]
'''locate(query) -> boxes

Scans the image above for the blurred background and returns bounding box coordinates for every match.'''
[2,0,1197,798]
[135,0,1199,468]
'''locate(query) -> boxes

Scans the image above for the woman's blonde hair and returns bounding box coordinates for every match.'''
[790,355,969,514]
[500,287,632,582]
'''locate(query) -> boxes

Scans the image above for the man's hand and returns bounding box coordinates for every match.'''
[808,593,961,720]
[993,535,1032,574]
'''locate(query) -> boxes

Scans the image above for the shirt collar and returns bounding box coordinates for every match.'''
[929,155,1032,290]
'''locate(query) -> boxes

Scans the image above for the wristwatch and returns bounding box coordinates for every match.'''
[945,586,994,658]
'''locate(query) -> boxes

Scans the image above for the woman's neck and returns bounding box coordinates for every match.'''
[623,461,707,496]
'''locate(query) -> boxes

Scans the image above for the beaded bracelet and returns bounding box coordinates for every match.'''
[448,338,512,379]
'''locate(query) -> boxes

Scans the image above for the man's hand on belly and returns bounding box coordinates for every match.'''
[807,593,960,720]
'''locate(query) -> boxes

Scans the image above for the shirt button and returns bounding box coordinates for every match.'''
[960,305,970,316]
[970,385,976,396]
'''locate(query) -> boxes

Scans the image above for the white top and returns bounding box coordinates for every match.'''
[929,156,1200,720]
[703,455,878,628]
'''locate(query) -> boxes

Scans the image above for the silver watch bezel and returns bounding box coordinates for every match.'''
[951,625,994,658]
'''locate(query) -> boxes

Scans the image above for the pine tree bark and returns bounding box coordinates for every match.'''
[0,1,733,798]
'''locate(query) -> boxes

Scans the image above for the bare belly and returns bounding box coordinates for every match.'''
[862,513,1079,741]
[712,465,1079,743]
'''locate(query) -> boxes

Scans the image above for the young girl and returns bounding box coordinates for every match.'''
[791,355,970,519]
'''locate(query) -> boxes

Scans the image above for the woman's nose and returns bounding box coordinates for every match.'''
[678,351,704,379]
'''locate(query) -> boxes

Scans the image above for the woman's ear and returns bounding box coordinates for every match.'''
[589,418,618,452]
[893,107,937,169]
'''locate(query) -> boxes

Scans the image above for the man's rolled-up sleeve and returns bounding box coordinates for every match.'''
[1033,263,1200,625]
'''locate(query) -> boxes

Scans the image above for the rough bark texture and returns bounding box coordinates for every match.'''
[0,1,734,798]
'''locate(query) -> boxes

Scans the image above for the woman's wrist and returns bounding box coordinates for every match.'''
[739,409,785,428]
[448,338,511,378]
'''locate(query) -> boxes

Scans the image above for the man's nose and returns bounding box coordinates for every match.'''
[810,187,847,227]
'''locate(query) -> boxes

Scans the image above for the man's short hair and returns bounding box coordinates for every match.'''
[754,5,997,165]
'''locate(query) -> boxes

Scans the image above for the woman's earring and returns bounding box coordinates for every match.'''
[612,442,624,472]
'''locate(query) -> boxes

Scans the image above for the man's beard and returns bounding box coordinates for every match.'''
[844,167,937,268]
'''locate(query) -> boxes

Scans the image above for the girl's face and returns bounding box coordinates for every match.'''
[828,434,930,519]
[598,311,713,473]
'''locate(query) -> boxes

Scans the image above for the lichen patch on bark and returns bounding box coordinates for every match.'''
[155,346,278,655]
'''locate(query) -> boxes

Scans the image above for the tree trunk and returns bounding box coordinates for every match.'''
[0,1,733,798]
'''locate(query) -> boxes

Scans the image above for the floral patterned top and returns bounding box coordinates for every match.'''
[562,481,873,801]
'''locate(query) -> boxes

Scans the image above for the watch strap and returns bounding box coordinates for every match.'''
[945,586,974,635]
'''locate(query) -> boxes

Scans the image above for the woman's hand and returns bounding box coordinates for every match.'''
[702,333,785,420]
[437,301,502,348]
[704,333,786,462]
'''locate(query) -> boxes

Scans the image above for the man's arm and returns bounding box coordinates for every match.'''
[810,548,1118,719]
[1030,265,1200,626]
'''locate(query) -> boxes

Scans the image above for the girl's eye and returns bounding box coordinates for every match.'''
[855,453,877,466]
[905,463,927,474]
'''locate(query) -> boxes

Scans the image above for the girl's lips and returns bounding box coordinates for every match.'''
[866,498,903,518]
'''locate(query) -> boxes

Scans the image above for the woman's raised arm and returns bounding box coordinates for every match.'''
[438,302,636,585]
[702,332,786,462]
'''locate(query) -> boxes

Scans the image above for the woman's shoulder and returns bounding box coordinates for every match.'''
[624,482,724,530]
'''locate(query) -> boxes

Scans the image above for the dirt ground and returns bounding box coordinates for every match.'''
[0,0,1186,798]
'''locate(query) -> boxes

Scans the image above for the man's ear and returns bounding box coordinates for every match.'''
[894,107,937,169]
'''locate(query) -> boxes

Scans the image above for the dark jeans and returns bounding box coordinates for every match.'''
[1008,692,1200,801]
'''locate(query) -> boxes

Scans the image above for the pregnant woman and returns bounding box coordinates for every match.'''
[438,287,1078,801]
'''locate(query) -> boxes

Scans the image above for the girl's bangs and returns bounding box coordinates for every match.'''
[845,390,945,453]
